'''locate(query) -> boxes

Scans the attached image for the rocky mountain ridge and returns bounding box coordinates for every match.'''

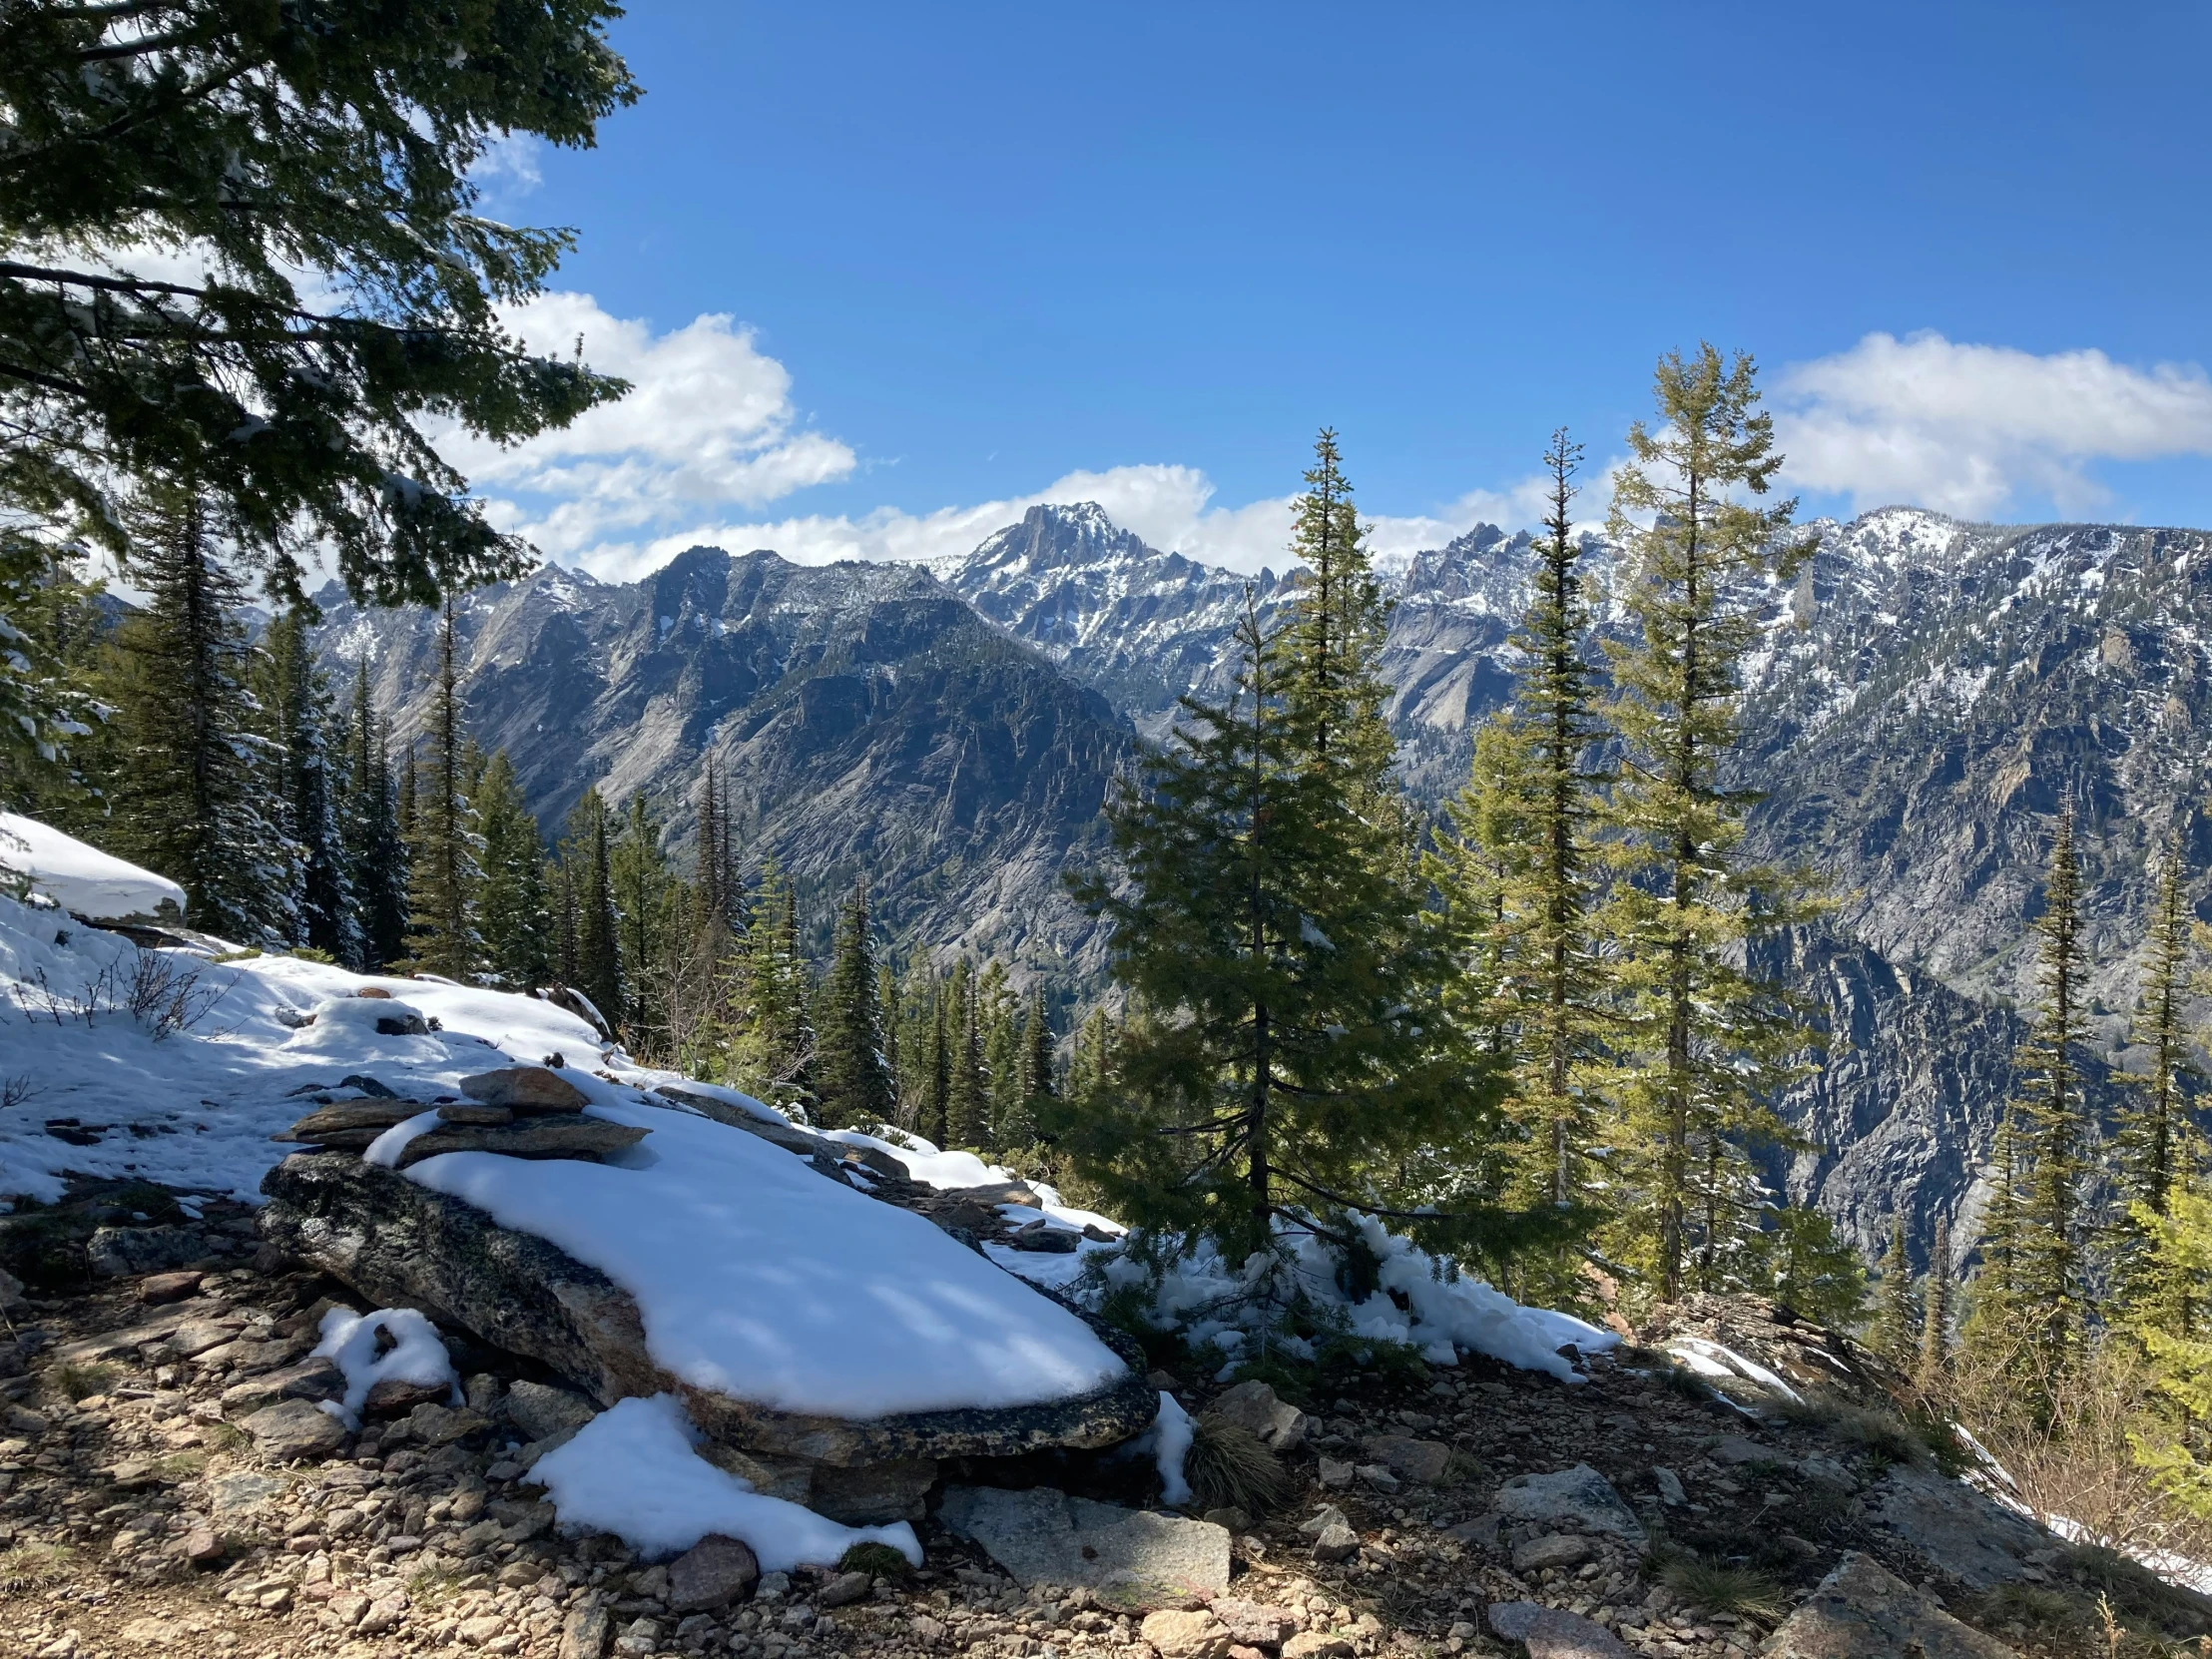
[318,500,2212,1270]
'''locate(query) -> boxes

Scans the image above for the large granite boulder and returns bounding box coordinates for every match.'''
[258,1153,1155,1519]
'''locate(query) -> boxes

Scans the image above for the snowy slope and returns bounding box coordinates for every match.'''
[0,811,188,923]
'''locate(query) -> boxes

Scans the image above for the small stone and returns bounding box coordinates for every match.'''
[1282,1635,1354,1659]
[1211,1599,1297,1648]
[220,1355,344,1419]
[87,1224,208,1278]
[1359,1433,1451,1484]
[1312,1521,1360,1562]
[356,986,393,999]
[363,1376,451,1417]
[506,1379,599,1442]
[817,1568,871,1608]
[1486,1601,1634,1657]
[328,1591,371,1626]
[140,1271,206,1304]
[668,1531,760,1612]
[401,1401,490,1445]
[184,1525,225,1563]
[0,1266,22,1311]
[458,1613,508,1644]
[1207,1380,1311,1452]
[1317,1457,1354,1489]
[1512,1533,1595,1573]
[242,1397,349,1461]
[107,1455,164,1489]
[1141,1608,1231,1659]
[1299,1503,1349,1537]
[359,1593,408,1634]
[1651,1466,1686,1506]
[1203,1505,1253,1533]
[1765,1551,2014,1658]
[1356,1463,1400,1494]
[1492,1463,1646,1543]
[460,1065,592,1114]
[275,1100,422,1143]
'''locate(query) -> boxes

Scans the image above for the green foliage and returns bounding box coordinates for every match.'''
[98,486,293,939]
[0,0,636,609]
[559,787,621,1032]
[257,603,360,964]
[610,791,671,1040]
[1753,1204,1868,1330]
[1971,808,2092,1416]
[1870,1215,1920,1362]
[837,1541,913,1581]
[475,751,551,989]
[727,858,815,1117]
[400,596,481,978]
[1426,432,1615,1308]
[815,884,895,1131]
[1056,432,1508,1270]
[1599,345,1821,1300]
[1652,1551,1785,1620]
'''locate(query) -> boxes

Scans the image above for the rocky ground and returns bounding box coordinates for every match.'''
[2,1219,2207,1659]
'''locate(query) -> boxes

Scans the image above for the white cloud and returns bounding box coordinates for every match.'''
[446,292,858,561]
[543,462,1556,585]
[1776,331,2212,518]
[454,290,1556,583]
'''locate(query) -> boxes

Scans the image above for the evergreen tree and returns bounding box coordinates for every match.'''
[815,884,895,1130]
[1601,345,1818,1299]
[729,859,815,1116]
[562,787,622,1034]
[0,560,114,821]
[100,487,293,939]
[1057,434,1502,1262]
[1429,430,1612,1240]
[1920,1214,1953,1395]
[1753,1204,1868,1330]
[2010,805,2093,1393]
[877,959,903,1111]
[397,746,418,841]
[1872,1216,1921,1364]
[342,666,409,969]
[944,958,990,1151]
[610,792,671,1045]
[921,983,952,1145]
[476,751,552,989]
[2115,841,2199,1306]
[257,603,360,963]
[401,594,482,978]
[2123,1185,2212,1518]
[696,760,726,925]
[1006,988,1056,1150]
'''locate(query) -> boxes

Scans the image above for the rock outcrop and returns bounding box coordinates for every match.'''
[257,1152,1156,1521]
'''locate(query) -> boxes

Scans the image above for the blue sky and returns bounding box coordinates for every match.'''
[454,2,2212,576]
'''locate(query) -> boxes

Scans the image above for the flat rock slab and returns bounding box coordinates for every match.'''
[1486,1601,1634,1658]
[1765,1551,2018,1658]
[461,1065,590,1114]
[1870,1465,2054,1590]
[668,1532,759,1612]
[87,1225,210,1278]
[242,1396,349,1462]
[395,1118,649,1166]
[937,1485,1230,1605]
[1491,1463,1646,1543]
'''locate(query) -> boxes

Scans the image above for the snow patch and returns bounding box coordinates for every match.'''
[0,812,187,922]
[526,1393,920,1570]
[311,1307,459,1428]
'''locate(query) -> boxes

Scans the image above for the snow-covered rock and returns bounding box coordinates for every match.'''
[0,812,186,924]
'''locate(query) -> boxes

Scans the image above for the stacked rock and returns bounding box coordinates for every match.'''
[273,1064,649,1167]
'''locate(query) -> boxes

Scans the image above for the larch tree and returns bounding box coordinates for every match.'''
[1429,430,1613,1252]
[1600,344,1819,1300]
[2114,841,2200,1310]
[2010,805,2093,1393]
[401,594,482,979]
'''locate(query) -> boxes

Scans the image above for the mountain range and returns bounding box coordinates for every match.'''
[315,499,2212,1272]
